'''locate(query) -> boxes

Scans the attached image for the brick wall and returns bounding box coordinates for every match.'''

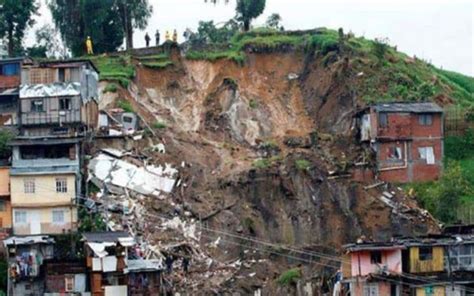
[0,75,20,88]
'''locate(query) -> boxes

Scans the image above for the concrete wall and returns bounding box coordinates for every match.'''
[350,249,402,276]
[10,174,76,207]
[12,206,77,235]
[0,197,12,229]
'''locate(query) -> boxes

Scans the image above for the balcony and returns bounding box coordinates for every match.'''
[20,110,82,126]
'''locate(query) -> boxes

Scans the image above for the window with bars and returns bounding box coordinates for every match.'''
[56,178,67,193]
[52,210,65,224]
[24,178,35,194]
[15,211,27,224]
[31,100,44,112]
[59,98,72,110]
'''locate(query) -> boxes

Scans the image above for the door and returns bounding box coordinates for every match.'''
[29,211,41,234]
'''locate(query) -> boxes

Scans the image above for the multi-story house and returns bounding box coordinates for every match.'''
[10,59,99,235]
[357,102,444,183]
[342,231,474,296]
[0,164,12,236]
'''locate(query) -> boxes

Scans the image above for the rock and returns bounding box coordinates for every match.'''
[288,73,299,80]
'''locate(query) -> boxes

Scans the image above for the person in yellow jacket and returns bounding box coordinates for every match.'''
[165,31,170,42]
[172,29,178,43]
[86,36,94,55]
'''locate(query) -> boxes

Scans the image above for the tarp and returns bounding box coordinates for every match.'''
[74,274,86,292]
[92,258,102,271]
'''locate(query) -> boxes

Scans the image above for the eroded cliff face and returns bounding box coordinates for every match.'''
[97,48,438,294]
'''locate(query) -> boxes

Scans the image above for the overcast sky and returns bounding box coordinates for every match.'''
[28,0,473,75]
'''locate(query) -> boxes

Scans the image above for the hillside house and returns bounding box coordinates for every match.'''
[9,59,99,235]
[82,231,164,296]
[358,102,444,183]
[3,235,55,296]
[342,233,474,296]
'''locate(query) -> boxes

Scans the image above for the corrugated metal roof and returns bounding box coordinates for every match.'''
[82,231,132,243]
[3,235,55,246]
[373,102,443,113]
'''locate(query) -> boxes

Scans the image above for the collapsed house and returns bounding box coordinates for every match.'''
[357,102,444,183]
[340,224,474,296]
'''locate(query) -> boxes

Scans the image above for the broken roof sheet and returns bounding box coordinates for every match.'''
[88,153,177,197]
[3,235,54,246]
[0,88,18,96]
[125,259,164,273]
[20,82,81,98]
[373,102,443,113]
[82,231,132,243]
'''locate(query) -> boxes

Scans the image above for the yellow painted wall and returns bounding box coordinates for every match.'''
[416,286,445,296]
[409,246,444,273]
[10,174,75,207]
[0,167,10,196]
[0,198,12,228]
[12,206,77,235]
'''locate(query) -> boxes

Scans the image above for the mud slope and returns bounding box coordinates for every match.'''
[100,49,438,294]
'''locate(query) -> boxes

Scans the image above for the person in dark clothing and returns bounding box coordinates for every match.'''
[165,255,174,274]
[182,257,190,274]
[145,33,151,47]
[155,30,160,46]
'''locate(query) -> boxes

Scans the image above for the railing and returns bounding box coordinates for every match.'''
[20,110,82,126]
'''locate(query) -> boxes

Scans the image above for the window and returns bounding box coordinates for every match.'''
[123,116,133,123]
[363,284,379,296]
[419,114,433,126]
[31,100,44,112]
[58,68,65,83]
[52,210,65,224]
[388,146,402,160]
[370,251,382,264]
[65,275,74,291]
[59,98,71,110]
[418,147,435,164]
[379,113,388,127]
[15,211,27,224]
[0,200,5,212]
[0,63,19,76]
[24,178,35,194]
[56,178,67,193]
[419,247,433,261]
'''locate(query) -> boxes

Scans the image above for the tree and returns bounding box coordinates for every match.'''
[0,0,38,56]
[114,0,153,50]
[28,24,69,59]
[49,0,124,56]
[266,13,282,30]
[205,0,265,31]
[236,0,266,31]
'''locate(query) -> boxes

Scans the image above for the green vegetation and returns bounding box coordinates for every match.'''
[102,83,118,94]
[143,61,174,69]
[152,121,167,129]
[87,55,135,88]
[0,130,14,159]
[295,159,311,171]
[186,50,246,64]
[0,259,7,295]
[249,99,258,109]
[277,268,301,286]
[253,156,282,169]
[78,208,106,232]
[117,99,134,113]
[413,131,474,224]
